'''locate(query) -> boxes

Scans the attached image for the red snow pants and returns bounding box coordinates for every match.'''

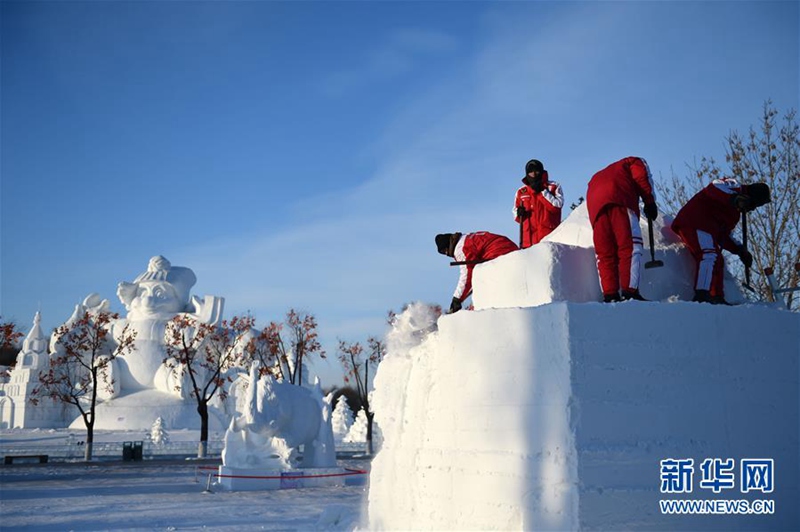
[592,205,643,296]
[672,227,726,297]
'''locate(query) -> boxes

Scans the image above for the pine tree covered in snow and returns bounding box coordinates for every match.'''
[344,408,368,443]
[331,395,354,442]
[150,416,170,446]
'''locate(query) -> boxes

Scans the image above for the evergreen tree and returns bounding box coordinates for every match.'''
[150,416,170,446]
[344,408,368,443]
[331,394,354,442]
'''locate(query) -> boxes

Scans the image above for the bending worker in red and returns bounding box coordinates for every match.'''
[435,231,518,313]
[586,156,658,302]
[514,159,564,248]
[671,178,770,304]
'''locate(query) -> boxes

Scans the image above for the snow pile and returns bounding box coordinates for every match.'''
[368,206,799,530]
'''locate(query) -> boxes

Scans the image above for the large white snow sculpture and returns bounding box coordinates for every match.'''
[222,362,336,470]
[50,255,228,431]
[218,363,341,491]
[114,255,224,393]
[368,205,799,530]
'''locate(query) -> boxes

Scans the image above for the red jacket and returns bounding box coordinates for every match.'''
[586,157,656,224]
[671,178,743,252]
[452,231,519,302]
[514,171,564,247]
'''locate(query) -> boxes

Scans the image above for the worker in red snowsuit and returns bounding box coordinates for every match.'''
[671,178,770,304]
[435,231,519,313]
[586,156,658,302]
[514,159,564,248]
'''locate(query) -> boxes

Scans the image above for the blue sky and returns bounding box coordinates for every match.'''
[1,1,798,385]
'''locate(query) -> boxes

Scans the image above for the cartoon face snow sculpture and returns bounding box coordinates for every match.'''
[111,255,224,394]
[222,362,337,470]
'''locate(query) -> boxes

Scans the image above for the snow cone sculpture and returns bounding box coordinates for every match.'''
[218,362,342,491]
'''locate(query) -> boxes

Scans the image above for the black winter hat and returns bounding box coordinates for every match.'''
[745,182,771,208]
[435,233,453,255]
[525,159,544,174]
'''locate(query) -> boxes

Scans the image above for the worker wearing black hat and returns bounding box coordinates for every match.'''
[514,159,564,248]
[671,178,771,304]
[435,231,518,313]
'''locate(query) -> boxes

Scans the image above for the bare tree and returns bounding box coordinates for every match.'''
[31,311,136,461]
[247,309,325,385]
[337,336,386,455]
[656,100,799,308]
[164,314,254,457]
[0,317,23,350]
[0,317,24,370]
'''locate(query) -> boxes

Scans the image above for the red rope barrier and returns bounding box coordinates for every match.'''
[212,467,367,480]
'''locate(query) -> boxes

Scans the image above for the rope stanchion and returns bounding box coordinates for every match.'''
[202,473,214,494]
[195,465,218,483]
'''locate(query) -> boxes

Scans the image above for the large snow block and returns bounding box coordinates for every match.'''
[472,242,601,309]
[368,302,799,531]
[472,204,745,309]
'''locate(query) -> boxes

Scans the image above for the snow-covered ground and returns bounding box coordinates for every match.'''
[0,428,370,531]
[1,450,369,531]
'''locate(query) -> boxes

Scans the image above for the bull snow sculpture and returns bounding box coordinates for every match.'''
[222,362,337,470]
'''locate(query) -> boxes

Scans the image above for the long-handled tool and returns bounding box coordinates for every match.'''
[450,260,488,266]
[741,212,756,292]
[644,217,664,269]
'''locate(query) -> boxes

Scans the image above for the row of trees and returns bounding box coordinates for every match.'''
[16,307,391,461]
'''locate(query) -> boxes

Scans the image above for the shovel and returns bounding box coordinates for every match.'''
[741,212,756,293]
[644,217,664,269]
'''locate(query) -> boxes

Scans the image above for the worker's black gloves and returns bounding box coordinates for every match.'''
[449,297,462,314]
[531,178,545,193]
[643,202,658,221]
[733,194,752,212]
[739,248,753,268]
[516,206,527,219]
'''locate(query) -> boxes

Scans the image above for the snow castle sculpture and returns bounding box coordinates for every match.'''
[0,312,73,429]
